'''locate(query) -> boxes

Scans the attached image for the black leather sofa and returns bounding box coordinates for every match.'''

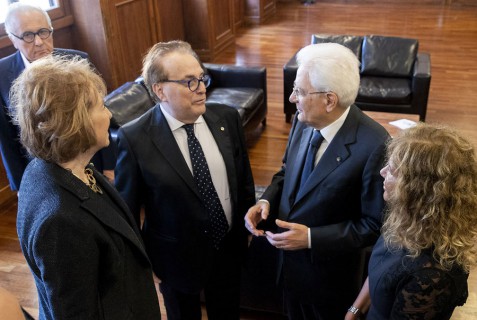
[283,34,431,122]
[104,63,267,142]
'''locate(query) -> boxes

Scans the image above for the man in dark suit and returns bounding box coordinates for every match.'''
[245,43,390,320]
[0,3,115,191]
[115,40,255,320]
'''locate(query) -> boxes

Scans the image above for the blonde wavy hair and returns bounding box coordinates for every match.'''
[10,55,106,164]
[382,123,477,272]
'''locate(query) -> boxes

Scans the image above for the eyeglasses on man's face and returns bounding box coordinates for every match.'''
[10,28,53,43]
[161,74,211,92]
[292,84,329,99]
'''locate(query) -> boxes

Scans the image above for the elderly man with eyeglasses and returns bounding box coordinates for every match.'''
[114,40,255,320]
[245,43,390,320]
[0,3,116,191]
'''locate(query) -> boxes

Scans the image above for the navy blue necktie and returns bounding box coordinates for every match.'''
[299,130,324,190]
[183,124,229,249]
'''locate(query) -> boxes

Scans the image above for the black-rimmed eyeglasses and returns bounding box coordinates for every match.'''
[9,28,53,43]
[161,74,211,92]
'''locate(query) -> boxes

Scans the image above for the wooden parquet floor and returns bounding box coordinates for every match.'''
[1,0,477,319]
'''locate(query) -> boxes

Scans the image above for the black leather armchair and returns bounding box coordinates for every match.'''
[283,34,431,122]
[104,77,155,142]
[204,63,267,136]
[104,63,267,143]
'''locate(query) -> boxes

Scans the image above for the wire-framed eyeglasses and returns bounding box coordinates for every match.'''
[292,86,329,99]
[161,74,211,92]
[10,28,53,43]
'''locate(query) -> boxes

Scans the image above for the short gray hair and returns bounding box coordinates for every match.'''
[4,3,52,34]
[296,43,360,108]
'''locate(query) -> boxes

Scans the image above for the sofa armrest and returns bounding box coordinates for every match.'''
[104,81,155,129]
[284,52,298,71]
[412,52,432,121]
[283,52,299,122]
[204,63,266,89]
[413,52,431,78]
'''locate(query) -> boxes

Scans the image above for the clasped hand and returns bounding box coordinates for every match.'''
[244,202,309,250]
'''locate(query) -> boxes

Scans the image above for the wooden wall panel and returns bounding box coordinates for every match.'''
[183,0,235,61]
[154,0,185,41]
[70,0,161,90]
[233,0,245,30]
[112,0,158,83]
[183,0,210,51]
[69,0,112,87]
[214,0,233,37]
[245,0,276,24]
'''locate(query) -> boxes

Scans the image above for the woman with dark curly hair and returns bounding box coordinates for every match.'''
[12,55,161,319]
[345,123,477,320]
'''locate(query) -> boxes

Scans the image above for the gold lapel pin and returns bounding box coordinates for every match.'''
[220,127,225,131]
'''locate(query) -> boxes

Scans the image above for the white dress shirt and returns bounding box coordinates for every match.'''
[160,105,232,227]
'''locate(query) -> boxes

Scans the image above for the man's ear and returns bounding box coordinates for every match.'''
[152,83,165,102]
[8,35,19,50]
[325,92,339,113]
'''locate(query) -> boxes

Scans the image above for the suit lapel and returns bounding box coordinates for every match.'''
[203,108,237,205]
[294,107,360,204]
[286,126,313,204]
[93,167,143,238]
[47,161,149,259]
[148,107,201,199]
[3,52,25,110]
[11,51,25,80]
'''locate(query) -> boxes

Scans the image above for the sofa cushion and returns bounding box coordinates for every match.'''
[311,34,364,60]
[361,35,418,77]
[206,88,264,126]
[358,77,412,104]
[104,81,155,128]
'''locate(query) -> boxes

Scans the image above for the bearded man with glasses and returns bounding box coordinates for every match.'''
[0,3,116,191]
[115,40,255,320]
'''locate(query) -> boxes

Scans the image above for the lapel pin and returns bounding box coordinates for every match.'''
[220,127,225,131]
[336,156,341,162]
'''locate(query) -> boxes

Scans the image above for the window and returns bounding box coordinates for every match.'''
[0,0,58,24]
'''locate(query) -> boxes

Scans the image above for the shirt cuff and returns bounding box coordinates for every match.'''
[308,228,311,248]
[258,199,270,206]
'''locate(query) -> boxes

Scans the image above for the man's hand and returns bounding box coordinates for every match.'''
[265,219,309,250]
[244,201,270,236]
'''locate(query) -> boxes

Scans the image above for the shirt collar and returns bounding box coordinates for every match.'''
[320,106,350,143]
[20,52,31,69]
[160,104,205,132]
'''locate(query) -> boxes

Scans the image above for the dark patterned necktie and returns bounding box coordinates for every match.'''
[299,130,324,190]
[183,124,229,249]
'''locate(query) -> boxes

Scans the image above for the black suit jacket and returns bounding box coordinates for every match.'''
[262,105,390,304]
[115,103,255,293]
[16,159,160,319]
[0,49,116,191]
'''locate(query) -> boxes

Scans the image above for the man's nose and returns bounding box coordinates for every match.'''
[289,93,297,103]
[34,34,44,46]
